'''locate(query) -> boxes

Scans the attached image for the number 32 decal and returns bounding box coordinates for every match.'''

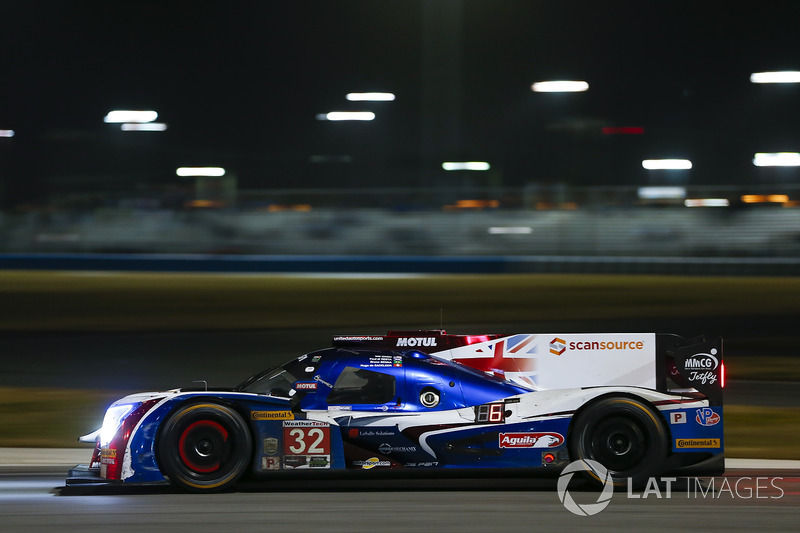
[287,428,326,454]
[283,422,331,456]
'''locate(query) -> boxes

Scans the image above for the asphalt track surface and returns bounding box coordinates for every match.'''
[0,465,797,533]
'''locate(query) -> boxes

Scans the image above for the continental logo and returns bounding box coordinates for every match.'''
[550,338,566,356]
[251,410,294,421]
[676,438,721,449]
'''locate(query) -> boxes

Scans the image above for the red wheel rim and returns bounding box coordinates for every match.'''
[178,420,229,473]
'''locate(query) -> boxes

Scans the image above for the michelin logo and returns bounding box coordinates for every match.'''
[397,338,438,347]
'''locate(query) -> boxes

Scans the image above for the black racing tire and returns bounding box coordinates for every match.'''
[157,402,252,492]
[569,396,668,488]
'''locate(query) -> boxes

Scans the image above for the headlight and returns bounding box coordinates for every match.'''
[99,404,136,447]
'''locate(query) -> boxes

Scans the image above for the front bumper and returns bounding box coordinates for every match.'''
[66,464,114,486]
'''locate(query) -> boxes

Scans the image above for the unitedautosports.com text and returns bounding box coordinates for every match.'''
[627,476,785,500]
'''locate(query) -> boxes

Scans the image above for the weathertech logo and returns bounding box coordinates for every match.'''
[550,338,566,356]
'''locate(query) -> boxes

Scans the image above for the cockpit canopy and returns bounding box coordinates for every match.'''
[237,348,531,412]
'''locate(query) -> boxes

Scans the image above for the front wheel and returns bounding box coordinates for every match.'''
[569,397,667,488]
[157,402,252,492]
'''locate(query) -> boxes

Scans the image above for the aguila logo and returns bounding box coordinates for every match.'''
[499,432,564,448]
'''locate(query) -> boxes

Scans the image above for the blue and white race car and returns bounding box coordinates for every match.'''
[68,330,724,492]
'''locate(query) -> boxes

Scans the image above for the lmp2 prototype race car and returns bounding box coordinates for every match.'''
[68,330,724,492]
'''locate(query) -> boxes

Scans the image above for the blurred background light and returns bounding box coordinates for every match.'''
[488,226,533,234]
[750,71,800,84]
[531,81,589,92]
[741,194,790,204]
[0,129,14,138]
[684,198,730,207]
[176,167,226,177]
[120,123,168,132]
[602,126,644,135]
[103,110,159,123]
[346,92,396,101]
[642,159,693,170]
[753,152,800,167]
[443,199,499,210]
[442,161,491,171]
[638,186,687,200]
[320,112,376,121]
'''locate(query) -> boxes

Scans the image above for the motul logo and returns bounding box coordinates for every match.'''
[498,432,564,448]
[396,337,438,347]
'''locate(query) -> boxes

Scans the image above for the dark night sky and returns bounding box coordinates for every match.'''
[2,1,800,204]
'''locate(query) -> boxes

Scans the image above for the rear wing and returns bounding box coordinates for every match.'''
[657,334,723,405]
[332,330,723,405]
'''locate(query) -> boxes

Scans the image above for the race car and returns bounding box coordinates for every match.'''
[67,330,724,492]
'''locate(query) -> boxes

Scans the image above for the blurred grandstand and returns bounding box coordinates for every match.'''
[2,184,799,275]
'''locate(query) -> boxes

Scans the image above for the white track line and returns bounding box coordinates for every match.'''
[0,448,799,470]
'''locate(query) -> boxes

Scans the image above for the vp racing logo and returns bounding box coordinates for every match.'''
[557,460,614,516]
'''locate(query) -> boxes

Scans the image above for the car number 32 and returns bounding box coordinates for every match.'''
[284,426,331,455]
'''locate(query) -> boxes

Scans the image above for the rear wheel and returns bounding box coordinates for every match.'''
[569,397,667,488]
[157,402,252,492]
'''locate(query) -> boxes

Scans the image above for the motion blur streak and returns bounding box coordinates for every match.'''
[684,199,730,207]
[442,162,491,171]
[121,123,168,132]
[753,153,800,167]
[750,71,800,83]
[323,112,375,121]
[642,159,693,170]
[531,81,589,92]
[176,167,226,177]
[346,92,395,101]
[103,110,158,123]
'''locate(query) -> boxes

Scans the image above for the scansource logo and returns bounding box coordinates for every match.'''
[549,336,647,356]
[550,337,566,356]
[556,460,614,516]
